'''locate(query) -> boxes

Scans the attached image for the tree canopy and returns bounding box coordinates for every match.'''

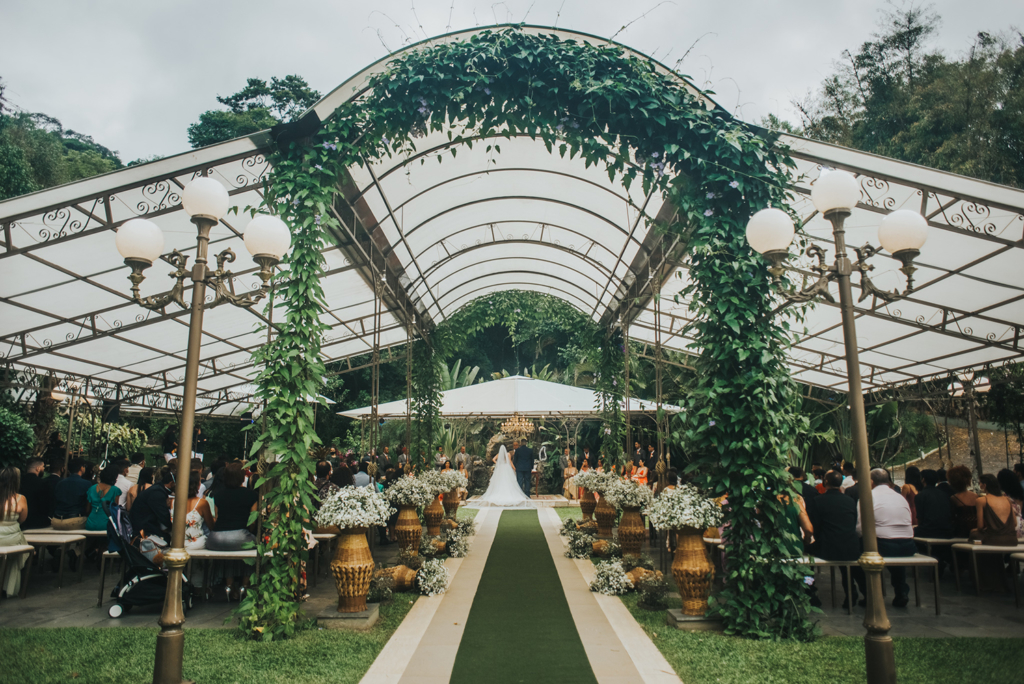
[187,75,321,148]
[793,5,1024,188]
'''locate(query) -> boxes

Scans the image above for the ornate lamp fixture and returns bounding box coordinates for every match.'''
[113,176,291,684]
[745,168,929,684]
[500,412,535,438]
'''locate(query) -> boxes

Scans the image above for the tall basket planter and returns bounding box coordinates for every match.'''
[442,488,460,518]
[330,527,375,613]
[423,496,444,536]
[580,489,596,521]
[594,496,616,539]
[672,526,714,616]
[395,505,423,554]
[618,507,645,556]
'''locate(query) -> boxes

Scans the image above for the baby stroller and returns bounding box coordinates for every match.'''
[104,503,192,618]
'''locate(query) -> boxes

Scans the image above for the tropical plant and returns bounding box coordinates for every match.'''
[440,359,480,390]
[0,405,35,468]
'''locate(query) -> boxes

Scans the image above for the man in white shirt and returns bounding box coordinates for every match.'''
[127,452,145,486]
[856,468,916,607]
[840,462,856,493]
[113,459,133,507]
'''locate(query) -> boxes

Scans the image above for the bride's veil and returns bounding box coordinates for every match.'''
[496,444,509,469]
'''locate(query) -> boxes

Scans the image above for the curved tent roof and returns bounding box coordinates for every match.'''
[2,25,1023,416]
[338,375,681,419]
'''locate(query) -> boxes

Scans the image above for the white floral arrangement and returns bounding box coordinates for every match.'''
[421,469,468,494]
[603,479,654,509]
[455,518,477,537]
[416,558,450,596]
[385,475,436,508]
[314,485,394,529]
[644,484,723,531]
[446,534,470,558]
[574,470,617,494]
[564,528,595,559]
[589,560,633,595]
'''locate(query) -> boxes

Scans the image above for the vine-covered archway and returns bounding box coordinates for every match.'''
[246,26,812,641]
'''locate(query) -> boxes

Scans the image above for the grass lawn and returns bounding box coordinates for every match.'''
[0,598,415,684]
[619,593,1024,684]
[457,506,479,521]
[554,506,581,523]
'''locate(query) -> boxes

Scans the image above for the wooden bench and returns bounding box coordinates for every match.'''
[23,533,87,588]
[1011,552,1024,609]
[0,544,35,599]
[914,536,968,559]
[951,542,1022,596]
[810,554,940,615]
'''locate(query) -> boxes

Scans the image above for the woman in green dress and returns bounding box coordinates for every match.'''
[85,464,122,531]
[0,467,29,596]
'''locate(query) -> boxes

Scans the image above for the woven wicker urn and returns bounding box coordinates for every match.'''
[579,489,597,521]
[442,488,460,518]
[594,495,616,539]
[330,527,375,613]
[423,496,445,537]
[387,564,417,592]
[672,525,714,616]
[395,505,422,555]
[617,506,646,556]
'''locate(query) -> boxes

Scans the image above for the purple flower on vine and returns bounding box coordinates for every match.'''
[484,87,491,95]
[613,379,617,386]
[382,136,391,146]
[292,198,300,206]
[706,191,716,199]
[652,152,660,159]
[314,214,321,225]
[314,164,323,171]
[729,180,740,189]
[322,142,336,151]
[803,576,815,586]
[703,209,714,217]
[709,420,716,427]
[556,124,564,131]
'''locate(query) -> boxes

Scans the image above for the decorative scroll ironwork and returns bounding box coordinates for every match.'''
[39,207,86,241]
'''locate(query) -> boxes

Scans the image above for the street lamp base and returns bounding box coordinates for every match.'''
[865,633,897,684]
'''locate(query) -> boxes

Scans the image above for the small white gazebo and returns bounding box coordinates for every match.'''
[337,375,682,419]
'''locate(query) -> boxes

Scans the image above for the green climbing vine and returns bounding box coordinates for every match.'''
[254,25,811,640]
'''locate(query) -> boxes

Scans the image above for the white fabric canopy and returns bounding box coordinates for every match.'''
[337,375,682,419]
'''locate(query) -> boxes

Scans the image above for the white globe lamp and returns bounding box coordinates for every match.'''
[182,177,230,221]
[116,219,165,266]
[811,169,861,214]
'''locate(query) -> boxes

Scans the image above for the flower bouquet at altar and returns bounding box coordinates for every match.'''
[386,476,436,554]
[574,471,619,538]
[421,470,469,519]
[645,485,723,616]
[603,480,653,556]
[315,486,394,613]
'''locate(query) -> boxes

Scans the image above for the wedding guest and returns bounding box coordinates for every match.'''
[562,460,578,500]
[915,469,953,539]
[125,467,154,512]
[788,466,819,515]
[127,452,146,485]
[0,468,29,597]
[857,468,915,607]
[813,467,827,494]
[85,464,122,531]
[112,459,132,507]
[811,470,863,608]
[901,466,922,526]
[579,447,594,470]
[331,465,354,489]
[314,461,335,510]
[207,463,258,600]
[972,473,1018,591]
[840,462,856,492]
[172,472,213,551]
[52,458,91,530]
[131,466,174,541]
[656,468,678,496]
[18,458,50,530]
[997,468,1024,541]
[578,459,591,499]
[936,468,954,496]
[631,458,649,486]
[948,465,978,537]
[457,462,469,502]
[43,459,63,520]
[354,461,374,488]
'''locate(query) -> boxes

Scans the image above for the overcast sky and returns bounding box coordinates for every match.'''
[3,0,1021,162]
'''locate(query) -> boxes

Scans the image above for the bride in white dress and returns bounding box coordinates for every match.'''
[471,445,534,508]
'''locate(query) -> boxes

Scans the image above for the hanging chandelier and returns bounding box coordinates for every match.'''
[500,412,535,438]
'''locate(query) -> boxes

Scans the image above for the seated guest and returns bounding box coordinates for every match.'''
[947,465,978,537]
[0,467,29,597]
[997,468,1024,542]
[936,468,954,496]
[43,460,64,520]
[914,469,953,539]
[840,462,856,493]
[811,470,863,609]
[457,462,470,502]
[19,458,51,530]
[788,466,819,516]
[353,461,374,489]
[112,459,132,507]
[207,462,258,600]
[856,468,916,607]
[562,461,578,501]
[125,467,154,511]
[314,461,336,510]
[172,473,213,551]
[331,464,354,489]
[52,458,92,530]
[85,464,122,531]
[973,473,1018,592]
[130,466,174,541]
[901,466,922,526]
[813,467,827,494]
[127,452,146,485]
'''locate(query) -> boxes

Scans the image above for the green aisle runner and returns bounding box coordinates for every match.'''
[450,510,598,684]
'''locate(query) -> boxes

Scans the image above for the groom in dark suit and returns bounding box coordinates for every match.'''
[512,439,534,497]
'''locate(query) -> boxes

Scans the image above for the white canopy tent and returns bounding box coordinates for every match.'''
[337,375,682,419]
[2,25,1023,417]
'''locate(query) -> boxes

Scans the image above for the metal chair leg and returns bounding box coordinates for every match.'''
[913,566,921,607]
[1013,558,1021,610]
[19,550,34,599]
[972,552,981,597]
[846,563,854,616]
[830,566,837,609]
[952,548,962,593]
[97,554,107,607]
[1,555,8,598]
[57,544,67,589]
[934,564,941,616]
